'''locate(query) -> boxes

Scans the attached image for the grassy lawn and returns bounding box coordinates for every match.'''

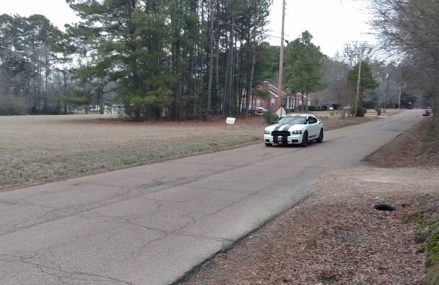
[0,112,379,191]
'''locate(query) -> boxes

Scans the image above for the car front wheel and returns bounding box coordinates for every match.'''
[301,131,308,147]
[265,143,272,147]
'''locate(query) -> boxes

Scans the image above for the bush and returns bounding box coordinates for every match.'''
[375,105,382,116]
[363,101,377,109]
[308,106,326,111]
[0,95,28,115]
[263,111,278,124]
[351,106,367,117]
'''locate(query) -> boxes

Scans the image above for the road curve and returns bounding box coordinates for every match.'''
[0,110,424,285]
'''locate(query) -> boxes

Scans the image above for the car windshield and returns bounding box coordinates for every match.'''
[276,116,307,125]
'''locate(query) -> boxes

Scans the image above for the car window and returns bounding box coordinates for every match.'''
[276,116,307,125]
[308,116,317,124]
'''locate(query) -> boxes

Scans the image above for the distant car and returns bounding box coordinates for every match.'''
[248,107,268,116]
[263,114,324,147]
[423,108,432,116]
[250,106,268,115]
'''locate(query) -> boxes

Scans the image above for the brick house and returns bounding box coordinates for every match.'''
[256,81,311,112]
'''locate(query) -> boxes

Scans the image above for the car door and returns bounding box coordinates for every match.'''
[307,116,319,138]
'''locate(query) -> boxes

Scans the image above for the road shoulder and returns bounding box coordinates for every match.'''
[179,165,438,284]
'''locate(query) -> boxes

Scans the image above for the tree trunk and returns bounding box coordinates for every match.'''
[215,39,220,114]
[246,37,257,118]
[301,92,304,111]
[43,51,50,114]
[207,0,215,112]
[226,20,235,116]
[432,89,439,122]
[305,92,309,111]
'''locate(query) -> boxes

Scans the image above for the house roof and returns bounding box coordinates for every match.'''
[267,83,287,97]
[268,90,279,98]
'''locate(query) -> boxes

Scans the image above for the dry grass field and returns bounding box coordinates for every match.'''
[0,112,379,191]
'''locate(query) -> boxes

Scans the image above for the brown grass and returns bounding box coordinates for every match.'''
[365,117,439,168]
[0,113,377,191]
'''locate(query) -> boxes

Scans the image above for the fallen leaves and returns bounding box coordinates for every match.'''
[180,167,434,285]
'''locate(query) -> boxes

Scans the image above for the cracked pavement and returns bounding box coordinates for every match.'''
[0,110,423,284]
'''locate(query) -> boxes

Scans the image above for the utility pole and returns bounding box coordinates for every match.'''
[384,72,390,113]
[354,56,362,117]
[277,0,286,113]
[398,86,402,109]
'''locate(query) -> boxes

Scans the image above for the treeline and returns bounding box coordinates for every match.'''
[0,0,277,119]
[372,0,439,118]
[2,0,437,119]
[0,14,68,115]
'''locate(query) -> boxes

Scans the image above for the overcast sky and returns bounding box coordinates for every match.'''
[0,0,376,58]
[267,0,376,57]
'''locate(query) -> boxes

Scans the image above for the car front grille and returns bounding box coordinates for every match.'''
[271,131,290,136]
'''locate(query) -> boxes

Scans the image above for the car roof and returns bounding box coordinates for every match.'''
[281,114,315,117]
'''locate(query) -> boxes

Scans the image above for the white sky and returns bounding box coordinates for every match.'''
[0,0,376,58]
[268,0,376,57]
[0,0,78,30]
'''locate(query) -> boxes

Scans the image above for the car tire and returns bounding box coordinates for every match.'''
[316,129,324,143]
[301,131,308,147]
[265,143,273,147]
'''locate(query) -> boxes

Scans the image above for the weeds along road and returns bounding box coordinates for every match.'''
[0,109,424,285]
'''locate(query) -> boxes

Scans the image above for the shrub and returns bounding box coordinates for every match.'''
[0,95,28,115]
[308,106,326,111]
[263,111,278,124]
[363,101,377,109]
[374,105,382,116]
[351,106,367,117]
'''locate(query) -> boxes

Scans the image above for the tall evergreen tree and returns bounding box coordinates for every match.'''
[67,0,174,119]
[65,0,273,119]
[285,31,323,110]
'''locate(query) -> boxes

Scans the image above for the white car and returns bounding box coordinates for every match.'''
[264,114,324,147]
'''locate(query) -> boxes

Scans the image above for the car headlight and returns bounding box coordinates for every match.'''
[291,130,302,134]
[264,130,271,134]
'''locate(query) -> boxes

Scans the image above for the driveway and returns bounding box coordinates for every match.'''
[0,110,423,284]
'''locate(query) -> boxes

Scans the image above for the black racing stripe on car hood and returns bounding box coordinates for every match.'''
[274,124,292,132]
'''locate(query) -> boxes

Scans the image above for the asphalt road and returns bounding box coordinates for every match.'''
[0,110,424,285]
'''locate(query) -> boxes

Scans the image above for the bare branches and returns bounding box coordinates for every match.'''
[341,41,374,67]
[372,0,439,56]
[371,0,439,114]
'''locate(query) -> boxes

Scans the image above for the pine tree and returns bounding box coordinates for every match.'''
[285,31,323,111]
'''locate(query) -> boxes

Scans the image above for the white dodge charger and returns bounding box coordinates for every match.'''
[264,114,324,147]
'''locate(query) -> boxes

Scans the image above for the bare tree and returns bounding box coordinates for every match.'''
[339,42,375,114]
[371,0,439,116]
[340,42,374,68]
